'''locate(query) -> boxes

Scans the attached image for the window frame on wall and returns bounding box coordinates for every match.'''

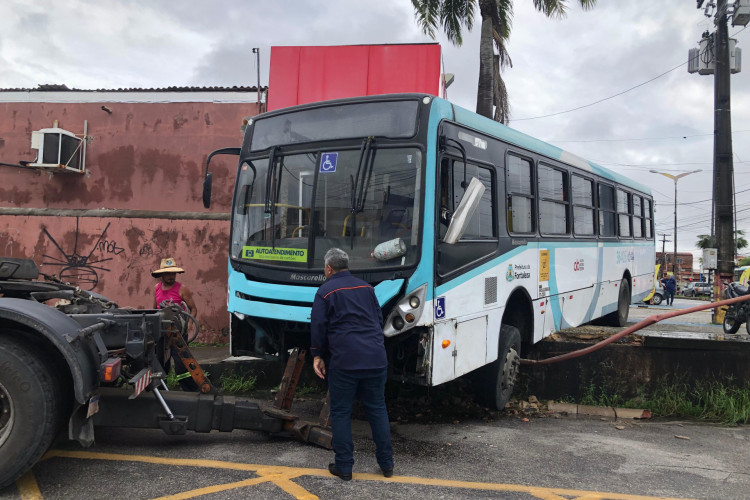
[571,173,596,237]
[506,152,536,235]
[537,162,570,236]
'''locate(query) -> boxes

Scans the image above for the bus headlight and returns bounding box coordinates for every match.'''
[383,284,427,337]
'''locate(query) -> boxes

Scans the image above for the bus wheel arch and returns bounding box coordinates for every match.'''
[602,272,632,327]
[502,287,534,354]
[473,289,531,410]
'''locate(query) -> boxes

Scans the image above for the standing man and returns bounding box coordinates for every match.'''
[152,257,199,391]
[661,273,677,306]
[311,248,394,481]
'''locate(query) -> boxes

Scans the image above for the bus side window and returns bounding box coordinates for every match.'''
[438,159,497,277]
[507,155,534,234]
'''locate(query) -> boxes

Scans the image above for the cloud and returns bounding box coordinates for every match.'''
[1,0,748,259]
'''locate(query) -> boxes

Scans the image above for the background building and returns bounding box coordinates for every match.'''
[0,85,264,341]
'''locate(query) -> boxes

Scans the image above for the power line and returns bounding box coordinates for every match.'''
[510,25,748,123]
[551,129,750,144]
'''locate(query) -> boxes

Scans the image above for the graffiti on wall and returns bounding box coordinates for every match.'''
[41,218,118,290]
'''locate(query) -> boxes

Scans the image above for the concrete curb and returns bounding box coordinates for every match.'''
[548,402,652,419]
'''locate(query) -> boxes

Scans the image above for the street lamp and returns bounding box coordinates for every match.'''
[649,169,702,277]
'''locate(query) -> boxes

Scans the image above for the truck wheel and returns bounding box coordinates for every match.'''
[603,279,630,327]
[0,336,62,489]
[475,325,521,411]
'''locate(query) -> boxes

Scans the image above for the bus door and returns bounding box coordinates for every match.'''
[432,157,499,385]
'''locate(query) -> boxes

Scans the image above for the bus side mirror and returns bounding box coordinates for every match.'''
[443,177,485,244]
[202,173,213,209]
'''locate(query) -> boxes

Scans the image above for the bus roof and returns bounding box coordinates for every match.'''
[446,98,652,196]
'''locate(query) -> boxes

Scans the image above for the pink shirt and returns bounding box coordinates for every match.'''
[155,281,184,309]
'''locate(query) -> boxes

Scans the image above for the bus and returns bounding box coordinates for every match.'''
[202,93,655,409]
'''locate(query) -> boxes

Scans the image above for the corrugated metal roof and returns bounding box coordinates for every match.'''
[0,84,266,92]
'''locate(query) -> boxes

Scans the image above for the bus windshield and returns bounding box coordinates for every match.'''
[231,147,423,271]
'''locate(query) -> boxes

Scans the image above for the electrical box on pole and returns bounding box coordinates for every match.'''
[703,248,718,269]
[733,0,750,26]
[688,36,742,74]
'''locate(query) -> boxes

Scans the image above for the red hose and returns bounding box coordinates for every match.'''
[520,293,750,365]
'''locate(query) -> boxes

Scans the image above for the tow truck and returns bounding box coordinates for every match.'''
[0,257,331,489]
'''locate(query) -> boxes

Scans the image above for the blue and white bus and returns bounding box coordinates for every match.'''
[203,93,655,409]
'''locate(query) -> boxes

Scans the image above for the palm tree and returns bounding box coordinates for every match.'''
[696,230,747,251]
[411,0,596,123]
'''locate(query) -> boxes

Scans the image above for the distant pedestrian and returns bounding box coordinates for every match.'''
[661,274,676,306]
[311,248,394,481]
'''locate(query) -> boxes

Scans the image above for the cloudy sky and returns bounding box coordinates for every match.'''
[2,0,748,265]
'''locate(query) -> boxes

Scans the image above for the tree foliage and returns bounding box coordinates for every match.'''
[411,0,596,123]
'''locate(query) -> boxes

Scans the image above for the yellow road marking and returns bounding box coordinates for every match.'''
[16,470,43,500]
[153,476,277,500]
[37,449,692,500]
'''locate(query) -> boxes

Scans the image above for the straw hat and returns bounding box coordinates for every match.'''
[151,257,185,277]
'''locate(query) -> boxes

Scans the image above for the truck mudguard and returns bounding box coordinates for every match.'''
[0,298,99,404]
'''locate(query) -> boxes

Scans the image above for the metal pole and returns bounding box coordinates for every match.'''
[673,177,678,276]
[252,48,261,111]
[714,0,734,281]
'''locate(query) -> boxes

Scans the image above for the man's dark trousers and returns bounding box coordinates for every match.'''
[328,367,393,474]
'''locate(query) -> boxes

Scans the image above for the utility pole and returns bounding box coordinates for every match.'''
[692,0,746,322]
[712,0,735,286]
[658,233,671,275]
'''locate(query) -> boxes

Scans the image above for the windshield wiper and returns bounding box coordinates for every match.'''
[348,137,376,248]
[263,147,281,247]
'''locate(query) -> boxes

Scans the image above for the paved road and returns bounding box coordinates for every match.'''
[3,401,749,500]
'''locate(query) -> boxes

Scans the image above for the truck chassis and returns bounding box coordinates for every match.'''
[0,258,330,489]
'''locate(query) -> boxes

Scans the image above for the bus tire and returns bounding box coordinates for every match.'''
[0,336,62,489]
[476,325,521,411]
[603,279,630,327]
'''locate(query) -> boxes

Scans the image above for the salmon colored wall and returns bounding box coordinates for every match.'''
[0,98,256,342]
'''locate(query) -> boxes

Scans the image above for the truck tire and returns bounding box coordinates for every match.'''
[0,335,62,489]
[475,325,521,411]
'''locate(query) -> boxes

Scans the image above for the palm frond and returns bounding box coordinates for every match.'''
[532,0,568,19]
[411,0,442,39]
[440,0,476,46]
[493,54,510,124]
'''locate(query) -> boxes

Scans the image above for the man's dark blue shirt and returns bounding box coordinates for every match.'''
[310,270,386,370]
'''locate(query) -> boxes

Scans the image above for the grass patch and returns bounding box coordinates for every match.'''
[567,377,750,424]
[219,372,257,394]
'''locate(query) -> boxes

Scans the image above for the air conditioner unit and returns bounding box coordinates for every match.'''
[29,125,86,173]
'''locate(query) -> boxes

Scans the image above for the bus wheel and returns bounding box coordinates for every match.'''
[0,336,62,489]
[603,279,630,327]
[476,325,521,411]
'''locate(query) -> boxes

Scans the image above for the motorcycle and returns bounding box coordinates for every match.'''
[722,282,750,334]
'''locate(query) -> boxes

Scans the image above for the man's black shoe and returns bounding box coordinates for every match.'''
[382,468,393,478]
[328,463,352,481]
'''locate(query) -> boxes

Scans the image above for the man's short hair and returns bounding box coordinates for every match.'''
[324,248,349,271]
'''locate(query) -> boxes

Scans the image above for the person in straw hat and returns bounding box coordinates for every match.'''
[152,257,198,391]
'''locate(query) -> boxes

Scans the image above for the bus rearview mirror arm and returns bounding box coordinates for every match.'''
[203,147,241,209]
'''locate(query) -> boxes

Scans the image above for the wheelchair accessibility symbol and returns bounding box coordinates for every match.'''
[320,152,338,173]
[435,297,446,319]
